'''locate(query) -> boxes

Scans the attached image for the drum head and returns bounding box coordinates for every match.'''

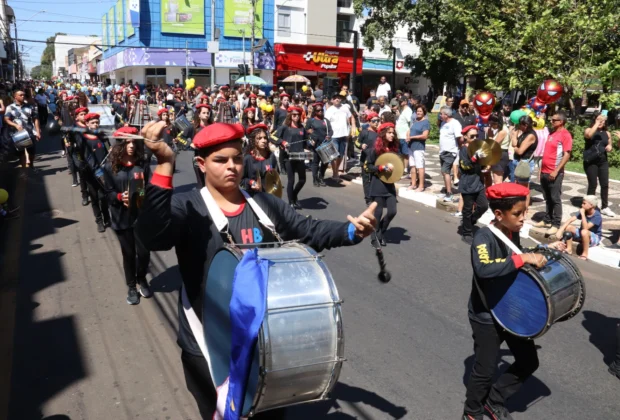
[202,247,260,416]
[488,268,548,338]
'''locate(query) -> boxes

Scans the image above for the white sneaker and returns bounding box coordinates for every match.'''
[601,207,617,217]
[437,193,446,199]
[453,211,462,217]
[443,195,454,202]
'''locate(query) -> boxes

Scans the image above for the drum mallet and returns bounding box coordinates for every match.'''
[562,231,574,243]
[372,232,391,283]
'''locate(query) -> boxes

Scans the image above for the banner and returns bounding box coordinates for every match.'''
[107,8,115,47]
[127,0,140,28]
[125,0,135,37]
[224,0,263,38]
[102,15,107,51]
[116,0,124,43]
[161,0,205,35]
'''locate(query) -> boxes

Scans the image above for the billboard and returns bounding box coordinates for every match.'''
[125,0,135,37]
[161,0,205,35]
[127,0,140,28]
[107,8,115,46]
[116,0,124,43]
[102,15,107,51]
[224,0,263,38]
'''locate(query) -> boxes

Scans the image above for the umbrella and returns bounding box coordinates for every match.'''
[235,75,268,86]
[282,75,311,93]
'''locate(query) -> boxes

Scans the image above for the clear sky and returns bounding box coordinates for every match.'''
[9,0,115,70]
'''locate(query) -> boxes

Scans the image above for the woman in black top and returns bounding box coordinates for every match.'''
[181,104,212,188]
[364,122,399,247]
[110,90,128,128]
[509,115,538,183]
[103,126,152,305]
[305,103,333,187]
[241,123,279,192]
[241,107,260,132]
[583,111,615,216]
[272,106,307,209]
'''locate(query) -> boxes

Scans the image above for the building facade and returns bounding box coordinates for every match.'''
[98,0,275,88]
[54,35,100,79]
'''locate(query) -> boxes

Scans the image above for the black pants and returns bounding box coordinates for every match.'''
[464,320,539,416]
[114,228,150,288]
[83,173,110,223]
[285,160,306,203]
[311,149,328,180]
[361,166,371,205]
[462,190,489,237]
[540,172,564,227]
[37,105,48,128]
[584,160,609,209]
[373,195,397,236]
[181,351,286,420]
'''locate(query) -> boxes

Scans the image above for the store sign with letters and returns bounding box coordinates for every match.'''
[275,44,363,74]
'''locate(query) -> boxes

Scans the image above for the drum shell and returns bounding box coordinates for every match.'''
[173,115,192,133]
[11,130,33,150]
[316,141,339,164]
[288,151,313,161]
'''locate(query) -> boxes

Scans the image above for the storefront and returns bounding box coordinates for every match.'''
[213,50,275,88]
[362,57,431,99]
[274,43,363,93]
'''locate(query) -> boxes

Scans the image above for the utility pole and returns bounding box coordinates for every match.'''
[185,40,189,82]
[210,0,215,87]
[14,17,19,80]
[250,0,255,76]
[391,46,396,98]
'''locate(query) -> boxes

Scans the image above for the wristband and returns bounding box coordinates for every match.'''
[378,165,384,172]
[117,193,123,202]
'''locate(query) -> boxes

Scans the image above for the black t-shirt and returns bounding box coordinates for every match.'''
[453,112,476,128]
[223,201,276,249]
[366,96,378,108]
[514,129,538,161]
[458,146,484,194]
[585,130,609,163]
[275,125,306,155]
[274,108,287,130]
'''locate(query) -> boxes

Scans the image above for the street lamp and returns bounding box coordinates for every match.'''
[342,29,358,97]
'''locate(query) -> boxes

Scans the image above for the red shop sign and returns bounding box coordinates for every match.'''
[275,43,363,74]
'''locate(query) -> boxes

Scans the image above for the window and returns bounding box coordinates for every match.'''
[336,17,352,43]
[146,68,167,87]
[337,0,352,7]
[145,68,166,76]
[278,12,291,37]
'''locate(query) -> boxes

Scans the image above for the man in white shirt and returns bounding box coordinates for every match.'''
[376,76,391,99]
[438,106,462,201]
[324,93,355,180]
[377,96,391,116]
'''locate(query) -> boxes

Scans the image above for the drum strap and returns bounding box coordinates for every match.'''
[180,285,213,375]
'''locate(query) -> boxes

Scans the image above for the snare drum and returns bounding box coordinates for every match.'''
[203,243,344,416]
[316,141,339,164]
[288,151,313,161]
[173,114,192,133]
[11,130,33,151]
[487,253,585,339]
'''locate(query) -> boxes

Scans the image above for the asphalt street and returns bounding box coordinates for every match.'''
[4,137,620,420]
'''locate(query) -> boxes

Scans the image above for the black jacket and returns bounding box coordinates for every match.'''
[241,152,279,191]
[103,162,152,230]
[458,146,485,195]
[272,125,307,162]
[355,129,378,164]
[363,148,397,197]
[134,183,362,355]
[305,117,333,147]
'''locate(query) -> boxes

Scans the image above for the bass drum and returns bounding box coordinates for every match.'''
[488,253,585,339]
[203,243,344,417]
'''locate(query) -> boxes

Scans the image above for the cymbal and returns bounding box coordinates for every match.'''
[375,152,404,184]
[467,139,502,167]
[264,169,283,198]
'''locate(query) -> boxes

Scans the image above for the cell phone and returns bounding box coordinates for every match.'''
[601,110,608,117]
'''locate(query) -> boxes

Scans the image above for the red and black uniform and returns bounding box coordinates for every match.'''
[110,99,127,128]
[272,121,307,206]
[364,146,397,242]
[355,127,378,205]
[458,132,489,239]
[305,114,333,184]
[241,151,279,192]
[182,124,208,188]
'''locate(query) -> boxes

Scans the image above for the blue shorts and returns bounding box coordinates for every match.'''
[573,229,601,247]
[399,139,409,156]
[332,137,347,156]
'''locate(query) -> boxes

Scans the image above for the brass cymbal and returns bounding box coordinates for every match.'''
[264,169,283,198]
[467,139,502,167]
[375,152,404,184]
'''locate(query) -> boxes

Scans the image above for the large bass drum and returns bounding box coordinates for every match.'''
[487,252,585,339]
[203,242,344,417]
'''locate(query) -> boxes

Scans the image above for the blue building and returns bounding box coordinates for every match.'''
[98,0,275,88]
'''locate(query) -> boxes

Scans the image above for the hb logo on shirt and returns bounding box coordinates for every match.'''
[241,228,263,244]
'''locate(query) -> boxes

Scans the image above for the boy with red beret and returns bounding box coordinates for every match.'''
[135,121,378,419]
[463,183,566,420]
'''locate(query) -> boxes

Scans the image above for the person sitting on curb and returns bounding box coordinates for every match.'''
[555,195,603,260]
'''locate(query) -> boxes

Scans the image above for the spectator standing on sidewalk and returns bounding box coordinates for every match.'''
[377,96,391,116]
[438,106,462,202]
[4,90,41,174]
[536,111,572,235]
[509,116,537,183]
[583,111,616,217]
[407,105,430,191]
[376,76,391,100]
[396,97,412,177]
[324,93,355,181]
[34,88,49,127]
[366,89,378,110]
[454,99,476,128]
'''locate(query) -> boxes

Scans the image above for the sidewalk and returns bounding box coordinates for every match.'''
[349,144,620,269]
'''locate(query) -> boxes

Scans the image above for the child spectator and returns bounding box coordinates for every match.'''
[555,195,603,260]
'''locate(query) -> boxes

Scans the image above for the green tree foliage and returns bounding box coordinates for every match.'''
[40,33,66,67]
[30,64,52,80]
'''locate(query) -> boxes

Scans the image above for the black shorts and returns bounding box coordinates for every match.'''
[490,150,509,174]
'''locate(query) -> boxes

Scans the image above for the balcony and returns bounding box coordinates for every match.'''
[337,0,354,14]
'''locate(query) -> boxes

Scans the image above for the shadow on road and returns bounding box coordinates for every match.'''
[385,227,411,244]
[582,310,619,365]
[285,382,407,419]
[149,264,183,293]
[299,196,329,210]
[462,347,550,414]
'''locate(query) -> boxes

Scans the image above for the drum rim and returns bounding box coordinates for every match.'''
[554,254,586,322]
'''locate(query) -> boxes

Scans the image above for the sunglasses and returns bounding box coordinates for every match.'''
[551,118,561,122]
[370,118,380,123]
[291,113,300,117]
[467,134,477,139]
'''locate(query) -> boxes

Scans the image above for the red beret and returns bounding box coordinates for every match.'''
[196,103,212,110]
[113,126,139,137]
[65,96,76,101]
[461,125,478,135]
[74,107,89,115]
[174,88,184,93]
[247,123,269,136]
[115,90,124,95]
[84,113,100,122]
[157,108,169,117]
[196,86,204,92]
[129,90,139,97]
[288,106,303,114]
[60,90,67,96]
[311,102,324,109]
[193,123,245,149]
[486,183,530,200]
[243,107,256,114]
[249,93,257,99]
[219,85,230,91]
[377,122,395,133]
[279,92,290,98]
[366,112,379,120]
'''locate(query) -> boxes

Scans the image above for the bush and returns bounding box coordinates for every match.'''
[428,113,440,145]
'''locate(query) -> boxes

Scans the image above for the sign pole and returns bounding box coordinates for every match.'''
[250,0,255,77]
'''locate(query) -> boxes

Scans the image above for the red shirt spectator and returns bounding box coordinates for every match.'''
[541,127,572,174]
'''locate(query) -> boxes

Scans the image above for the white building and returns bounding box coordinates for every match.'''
[53,35,99,78]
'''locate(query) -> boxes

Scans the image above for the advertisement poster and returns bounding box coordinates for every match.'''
[161,0,205,35]
[224,0,263,37]
[107,8,115,47]
[127,0,140,28]
[102,15,107,51]
[116,0,124,43]
[125,0,135,37]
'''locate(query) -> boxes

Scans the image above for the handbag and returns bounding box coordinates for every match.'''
[583,143,603,164]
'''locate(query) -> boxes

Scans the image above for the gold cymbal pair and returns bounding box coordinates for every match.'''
[375,152,405,184]
[467,139,502,167]
[264,169,283,198]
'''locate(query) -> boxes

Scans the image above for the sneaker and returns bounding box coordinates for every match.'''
[454,179,460,186]
[608,361,620,380]
[484,401,513,420]
[546,226,559,236]
[126,287,140,305]
[61,150,66,157]
[97,221,106,233]
[313,179,320,187]
[453,211,462,217]
[318,178,326,187]
[72,182,78,187]
[443,194,454,202]
[601,207,617,217]
[437,193,446,199]
[82,196,89,206]
[533,220,551,228]
[138,278,153,298]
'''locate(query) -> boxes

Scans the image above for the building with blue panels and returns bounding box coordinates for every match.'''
[97,0,275,88]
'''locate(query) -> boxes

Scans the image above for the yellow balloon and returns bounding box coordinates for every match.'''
[534,117,546,130]
[185,78,195,90]
[264,104,274,113]
[526,109,536,119]
[259,103,267,111]
[301,85,308,92]
[0,188,8,205]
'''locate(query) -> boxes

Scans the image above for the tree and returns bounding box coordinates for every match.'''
[30,64,52,80]
[40,33,67,67]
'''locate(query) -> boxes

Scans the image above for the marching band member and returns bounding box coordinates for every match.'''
[102,126,152,305]
[126,91,139,124]
[462,183,566,420]
[272,106,307,209]
[134,121,377,420]
[241,123,279,192]
[247,93,263,121]
[306,102,333,187]
[273,92,290,131]
[363,122,399,247]
[110,89,128,128]
[171,88,187,117]
[355,111,379,205]
[180,104,213,188]
[241,107,260,132]
[152,108,179,172]
[214,85,234,123]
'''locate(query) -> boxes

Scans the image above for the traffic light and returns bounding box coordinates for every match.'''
[238,64,250,76]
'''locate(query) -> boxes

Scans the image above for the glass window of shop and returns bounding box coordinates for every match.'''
[146,68,166,88]
[189,69,212,89]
